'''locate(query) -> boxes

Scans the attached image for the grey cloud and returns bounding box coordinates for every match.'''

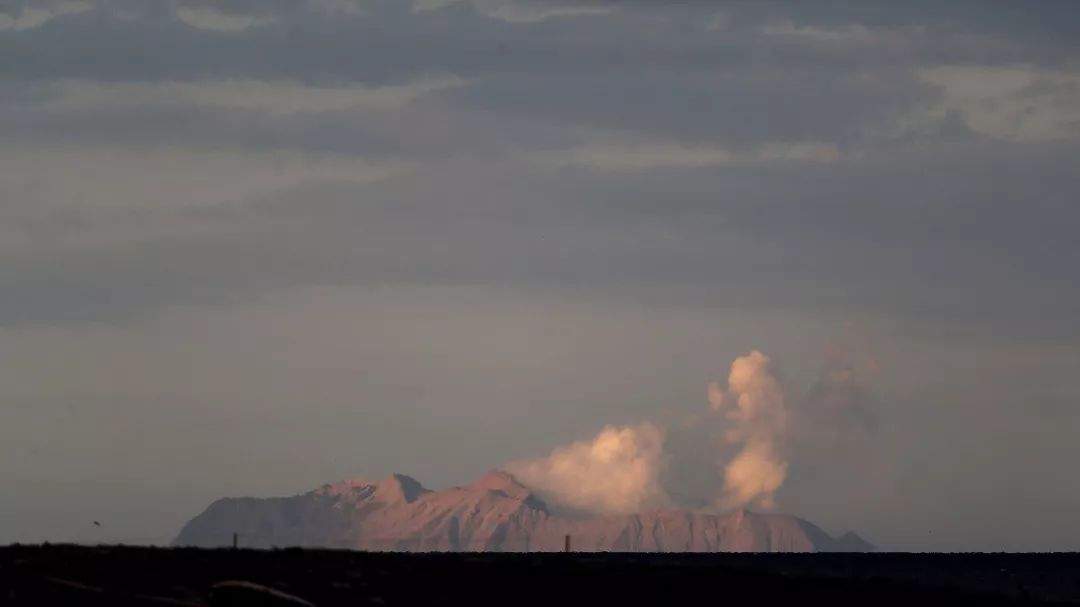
[0,77,572,159]
[447,67,927,145]
[802,358,879,438]
[2,1,1064,84]
[0,1,93,29]
[4,142,1078,343]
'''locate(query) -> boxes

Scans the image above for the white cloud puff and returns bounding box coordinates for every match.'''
[506,423,671,515]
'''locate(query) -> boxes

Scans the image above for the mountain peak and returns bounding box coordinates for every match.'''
[469,469,548,511]
[314,473,429,504]
[377,473,429,504]
[316,477,375,498]
[471,469,526,493]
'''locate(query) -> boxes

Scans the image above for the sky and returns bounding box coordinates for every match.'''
[1,0,1079,551]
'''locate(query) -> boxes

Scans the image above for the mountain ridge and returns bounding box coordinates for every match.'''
[174,470,873,552]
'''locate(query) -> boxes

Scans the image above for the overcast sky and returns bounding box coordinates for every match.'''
[2,0,1079,551]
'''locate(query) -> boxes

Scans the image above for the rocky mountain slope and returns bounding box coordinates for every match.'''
[174,470,872,552]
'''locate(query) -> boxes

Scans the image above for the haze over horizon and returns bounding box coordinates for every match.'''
[3,0,1080,552]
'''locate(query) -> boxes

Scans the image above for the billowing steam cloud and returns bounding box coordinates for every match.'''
[505,423,671,515]
[503,349,875,516]
[707,351,790,510]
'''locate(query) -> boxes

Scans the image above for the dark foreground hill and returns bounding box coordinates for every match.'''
[3,545,1079,606]
[175,470,872,552]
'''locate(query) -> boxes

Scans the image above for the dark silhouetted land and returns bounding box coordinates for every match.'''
[3,544,1080,606]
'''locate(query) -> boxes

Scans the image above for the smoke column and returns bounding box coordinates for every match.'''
[503,349,866,516]
[707,350,790,510]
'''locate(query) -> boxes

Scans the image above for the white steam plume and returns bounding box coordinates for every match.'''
[708,350,790,511]
[506,349,869,516]
[505,423,671,515]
